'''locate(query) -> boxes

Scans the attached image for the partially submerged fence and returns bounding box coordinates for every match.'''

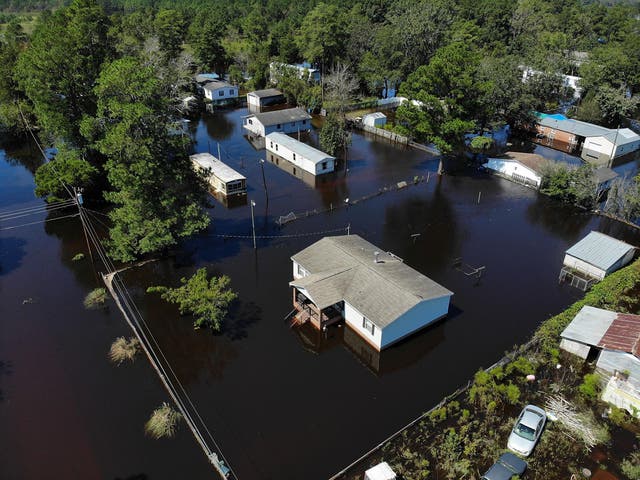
[276,174,435,226]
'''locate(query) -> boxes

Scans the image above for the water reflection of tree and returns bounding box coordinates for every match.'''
[525,194,591,242]
[0,237,27,276]
[203,112,235,142]
[3,140,45,173]
[382,180,458,273]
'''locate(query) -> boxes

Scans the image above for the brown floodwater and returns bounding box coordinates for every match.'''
[1,107,640,480]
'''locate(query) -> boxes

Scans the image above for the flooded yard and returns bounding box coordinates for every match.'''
[1,106,639,479]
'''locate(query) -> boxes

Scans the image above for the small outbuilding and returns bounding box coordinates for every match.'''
[242,107,312,137]
[560,305,640,417]
[364,462,397,480]
[266,132,335,176]
[560,231,636,286]
[290,235,453,351]
[362,112,387,128]
[190,153,246,198]
[202,80,238,103]
[246,88,286,108]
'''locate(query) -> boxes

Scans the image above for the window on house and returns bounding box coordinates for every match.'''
[229,90,234,95]
[275,144,278,151]
[297,264,307,277]
[302,120,306,125]
[322,161,327,170]
[291,122,295,126]
[362,317,375,336]
[293,153,296,160]
[293,167,297,175]
[270,142,273,149]
[219,91,224,97]
[248,119,253,125]
[277,123,281,129]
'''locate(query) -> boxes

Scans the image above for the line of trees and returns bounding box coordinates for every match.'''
[0,0,639,259]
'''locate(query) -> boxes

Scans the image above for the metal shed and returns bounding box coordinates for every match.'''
[560,231,636,287]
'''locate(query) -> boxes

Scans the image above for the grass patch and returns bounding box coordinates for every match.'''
[71,253,85,262]
[84,287,108,308]
[145,403,182,439]
[108,336,140,365]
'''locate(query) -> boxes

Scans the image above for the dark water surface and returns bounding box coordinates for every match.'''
[2,108,639,480]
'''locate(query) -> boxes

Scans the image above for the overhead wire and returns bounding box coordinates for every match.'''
[0,213,80,231]
[0,201,76,222]
[0,199,75,218]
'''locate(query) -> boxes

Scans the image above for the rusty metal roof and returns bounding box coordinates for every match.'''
[598,313,640,356]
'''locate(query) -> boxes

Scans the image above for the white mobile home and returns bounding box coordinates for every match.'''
[289,235,453,351]
[362,112,387,128]
[190,153,246,197]
[202,80,238,103]
[562,231,636,281]
[243,108,312,137]
[266,132,334,176]
[270,61,321,83]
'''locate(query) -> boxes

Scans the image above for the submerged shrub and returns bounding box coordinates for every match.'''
[108,336,140,365]
[71,253,85,261]
[145,403,182,439]
[84,288,108,308]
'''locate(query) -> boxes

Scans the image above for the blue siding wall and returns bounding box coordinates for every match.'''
[380,295,451,349]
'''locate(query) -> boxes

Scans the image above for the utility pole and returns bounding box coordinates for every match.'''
[74,187,94,265]
[608,125,620,169]
[250,200,256,249]
[259,159,268,200]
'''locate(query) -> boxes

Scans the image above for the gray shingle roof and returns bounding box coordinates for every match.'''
[290,235,453,328]
[247,88,283,98]
[266,132,334,165]
[202,80,234,92]
[250,108,311,126]
[565,231,636,271]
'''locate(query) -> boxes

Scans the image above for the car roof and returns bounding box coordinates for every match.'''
[521,407,545,429]
[482,453,527,480]
[498,452,527,473]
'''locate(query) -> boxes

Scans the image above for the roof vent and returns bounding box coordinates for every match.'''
[374,251,381,264]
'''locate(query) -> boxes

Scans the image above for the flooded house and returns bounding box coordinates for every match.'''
[560,305,640,416]
[483,152,548,189]
[289,235,453,351]
[246,88,286,108]
[190,152,247,202]
[242,108,312,137]
[362,112,387,128]
[532,113,640,166]
[266,132,335,176]
[559,231,636,290]
[202,80,238,104]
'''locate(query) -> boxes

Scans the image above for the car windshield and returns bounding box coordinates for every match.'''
[515,422,536,441]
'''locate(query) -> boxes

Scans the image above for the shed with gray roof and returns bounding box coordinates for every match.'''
[289,235,453,351]
[242,107,312,137]
[246,88,286,108]
[562,231,636,281]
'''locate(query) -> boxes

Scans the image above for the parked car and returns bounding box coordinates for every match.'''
[481,452,527,480]
[507,404,547,457]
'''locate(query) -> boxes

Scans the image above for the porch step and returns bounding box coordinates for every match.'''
[290,310,311,327]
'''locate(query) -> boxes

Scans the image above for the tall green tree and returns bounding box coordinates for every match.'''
[296,2,348,66]
[34,145,98,202]
[0,19,31,136]
[15,0,112,146]
[82,56,209,261]
[187,11,227,72]
[154,9,186,60]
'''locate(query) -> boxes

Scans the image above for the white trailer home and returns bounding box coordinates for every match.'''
[202,80,238,103]
[190,153,246,197]
[265,132,334,176]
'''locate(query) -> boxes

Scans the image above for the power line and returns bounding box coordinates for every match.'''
[205,225,350,240]
[0,201,76,222]
[0,199,75,218]
[0,213,80,231]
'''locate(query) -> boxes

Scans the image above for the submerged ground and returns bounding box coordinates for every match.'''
[1,107,639,479]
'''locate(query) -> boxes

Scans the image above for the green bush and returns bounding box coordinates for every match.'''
[579,373,601,400]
